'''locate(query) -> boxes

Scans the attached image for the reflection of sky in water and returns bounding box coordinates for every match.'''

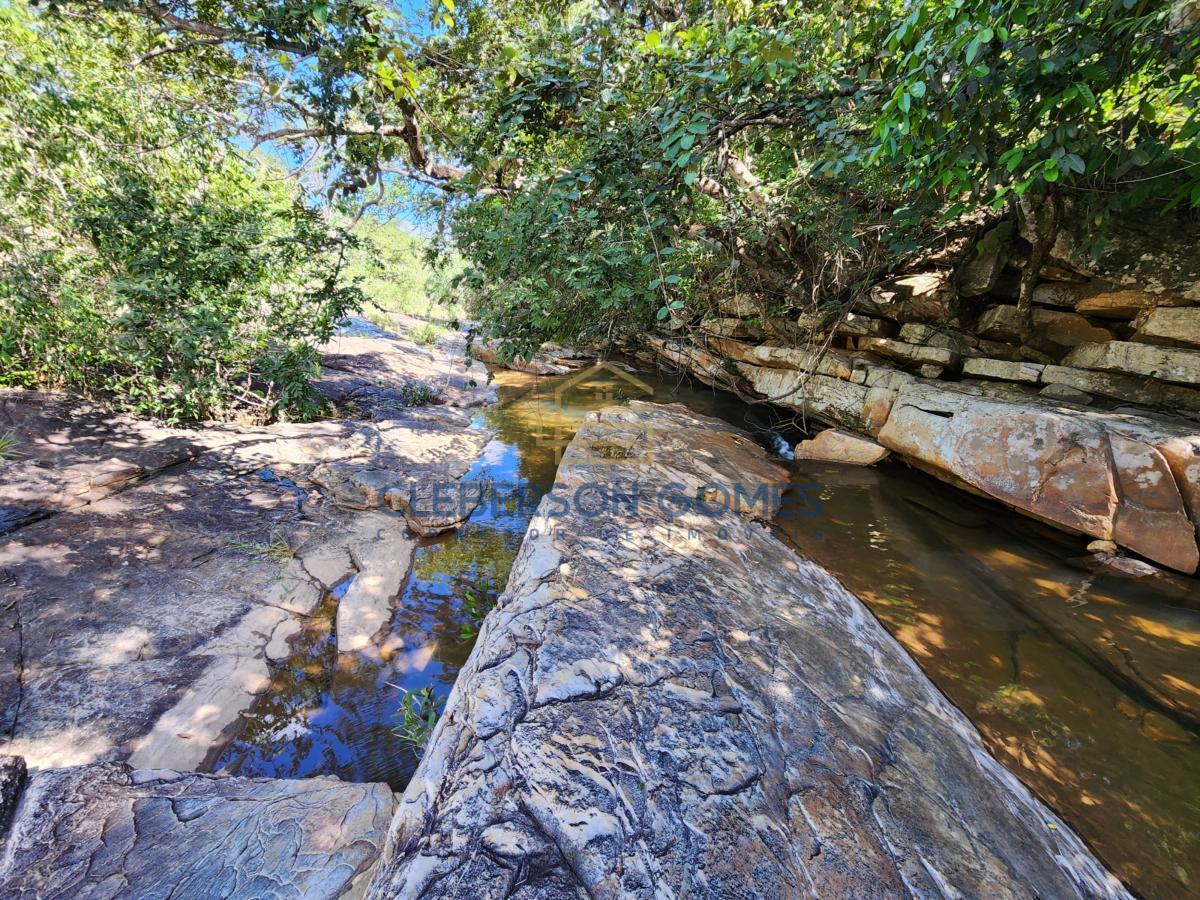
[213,365,782,789]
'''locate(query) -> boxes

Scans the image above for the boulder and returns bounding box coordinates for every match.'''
[795,310,895,337]
[898,322,978,355]
[741,366,869,431]
[962,358,1044,384]
[794,428,890,465]
[957,225,1010,296]
[366,402,1127,900]
[1027,281,1190,318]
[700,317,763,340]
[876,382,1199,573]
[1031,204,1200,302]
[860,271,960,324]
[0,760,394,899]
[977,305,1113,348]
[717,294,760,317]
[1133,307,1200,349]
[1063,340,1200,386]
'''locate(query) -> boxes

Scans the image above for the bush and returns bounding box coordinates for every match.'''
[408,322,446,346]
[0,2,360,424]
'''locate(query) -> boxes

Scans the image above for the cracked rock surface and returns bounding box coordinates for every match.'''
[367,401,1128,899]
[0,349,493,772]
[0,755,394,899]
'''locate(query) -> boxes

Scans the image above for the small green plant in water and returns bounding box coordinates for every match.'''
[0,430,22,460]
[393,684,445,750]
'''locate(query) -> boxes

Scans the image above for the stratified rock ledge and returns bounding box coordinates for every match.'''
[366,401,1129,899]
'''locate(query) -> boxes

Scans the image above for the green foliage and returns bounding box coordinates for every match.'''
[392,684,445,750]
[0,430,21,461]
[395,379,441,406]
[0,2,360,423]
[408,322,446,345]
[428,0,1200,354]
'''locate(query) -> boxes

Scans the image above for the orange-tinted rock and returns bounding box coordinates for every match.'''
[877,383,1198,571]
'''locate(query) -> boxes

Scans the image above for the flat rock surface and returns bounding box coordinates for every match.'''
[318,315,497,411]
[0,333,494,772]
[0,758,394,899]
[367,401,1126,899]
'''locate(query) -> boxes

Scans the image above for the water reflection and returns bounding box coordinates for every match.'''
[212,366,776,788]
[776,461,1200,899]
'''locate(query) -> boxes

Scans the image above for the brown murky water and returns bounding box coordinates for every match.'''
[214,364,1199,898]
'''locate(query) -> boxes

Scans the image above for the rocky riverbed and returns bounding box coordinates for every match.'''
[369,401,1127,898]
[0,317,496,895]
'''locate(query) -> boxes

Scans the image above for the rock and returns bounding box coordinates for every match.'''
[1076,288,1189,319]
[717,294,759,317]
[1063,340,1200,386]
[1087,539,1118,553]
[958,225,1010,296]
[977,305,1113,348]
[855,337,956,368]
[1027,281,1191,319]
[876,382,1199,573]
[0,761,394,898]
[334,514,414,653]
[1133,307,1200,348]
[0,756,26,832]
[1040,365,1200,414]
[742,366,869,431]
[1039,205,1200,302]
[795,310,895,338]
[700,317,763,340]
[1139,711,1197,745]
[1031,281,1088,308]
[898,322,977,355]
[0,390,493,770]
[860,271,961,324]
[472,342,571,376]
[918,364,945,379]
[646,337,749,393]
[318,319,497,409]
[1040,383,1094,405]
[794,428,889,465]
[963,358,1045,384]
[366,401,1127,900]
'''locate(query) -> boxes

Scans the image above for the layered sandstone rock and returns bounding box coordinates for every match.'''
[794,428,889,465]
[0,757,394,899]
[366,402,1127,899]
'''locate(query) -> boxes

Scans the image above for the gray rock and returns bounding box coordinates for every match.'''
[1133,306,1200,349]
[962,357,1045,384]
[0,761,394,899]
[1063,340,1200,386]
[1040,383,1094,405]
[366,402,1127,900]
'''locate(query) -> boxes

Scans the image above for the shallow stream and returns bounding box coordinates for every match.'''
[214,364,1199,899]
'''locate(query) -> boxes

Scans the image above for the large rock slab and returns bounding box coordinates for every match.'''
[366,402,1126,899]
[1063,340,1200,386]
[1133,306,1200,348]
[0,758,394,899]
[877,382,1199,573]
